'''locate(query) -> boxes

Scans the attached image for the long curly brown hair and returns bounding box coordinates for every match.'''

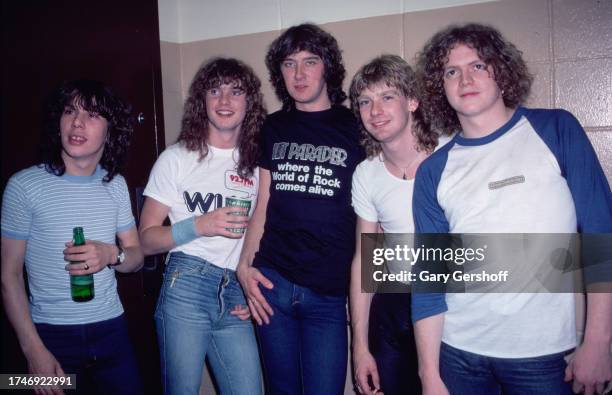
[349,54,437,158]
[41,79,133,182]
[178,57,266,178]
[266,23,347,111]
[416,23,533,135]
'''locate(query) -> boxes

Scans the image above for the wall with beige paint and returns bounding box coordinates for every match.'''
[159,0,612,184]
[156,0,612,394]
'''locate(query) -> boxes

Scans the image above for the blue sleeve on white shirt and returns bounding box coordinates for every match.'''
[524,108,612,232]
[413,148,452,234]
[411,147,453,322]
[524,108,612,283]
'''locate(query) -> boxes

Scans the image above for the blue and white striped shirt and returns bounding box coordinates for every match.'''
[1,165,135,324]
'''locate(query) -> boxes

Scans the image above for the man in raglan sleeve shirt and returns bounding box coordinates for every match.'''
[411,23,612,395]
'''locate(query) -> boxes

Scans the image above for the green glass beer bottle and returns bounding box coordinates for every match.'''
[70,227,94,302]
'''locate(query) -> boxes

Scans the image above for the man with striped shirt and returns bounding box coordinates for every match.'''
[1,80,144,394]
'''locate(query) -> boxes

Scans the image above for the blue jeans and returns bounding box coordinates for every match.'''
[256,266,348,395]
[440,342,572,395]
[155,252,262,395]
[35,314,143,395]
[369,293,421,395]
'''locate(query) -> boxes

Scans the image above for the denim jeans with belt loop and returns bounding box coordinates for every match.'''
[255,265,348,395]
[155,252,262,395]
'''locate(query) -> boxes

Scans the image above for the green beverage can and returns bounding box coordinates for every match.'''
[70,227,94,302]
[225,196,251,234]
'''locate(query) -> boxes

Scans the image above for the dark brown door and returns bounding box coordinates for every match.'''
[1,1,165,393]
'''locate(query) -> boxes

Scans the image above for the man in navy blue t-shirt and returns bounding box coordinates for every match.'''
[237,23,364,395]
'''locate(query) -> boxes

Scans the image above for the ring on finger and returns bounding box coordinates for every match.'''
[84,263,89,270]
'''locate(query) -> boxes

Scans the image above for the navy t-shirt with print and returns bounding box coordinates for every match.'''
[253,105,364,296]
